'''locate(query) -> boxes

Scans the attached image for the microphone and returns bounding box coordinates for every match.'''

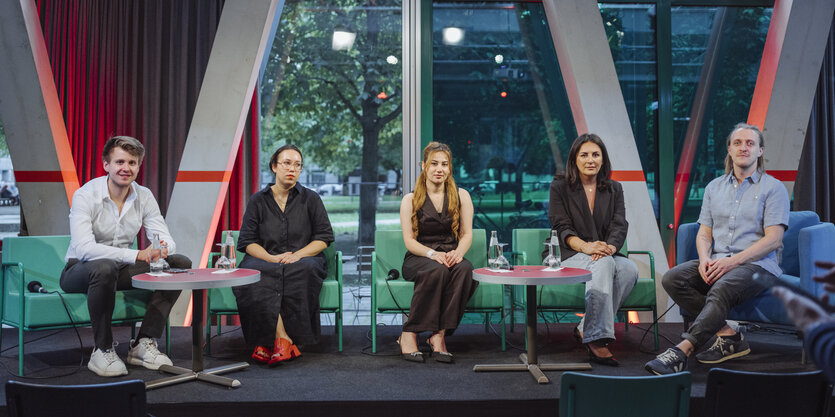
[27,281,48,294]
[387,269,399,281]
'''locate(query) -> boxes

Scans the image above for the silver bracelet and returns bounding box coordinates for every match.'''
[426,249,436,258]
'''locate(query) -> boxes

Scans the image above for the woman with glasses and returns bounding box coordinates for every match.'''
[548,133,638,366]
[233,144,334,366]
[397,142,477,364]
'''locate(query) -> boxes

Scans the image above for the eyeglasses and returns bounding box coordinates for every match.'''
[277,160,303,170]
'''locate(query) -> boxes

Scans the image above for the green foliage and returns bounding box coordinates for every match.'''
[0,119,8,156]
[260,0,402,178]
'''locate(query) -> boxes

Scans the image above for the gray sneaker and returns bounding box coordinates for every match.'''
[696,334,751,364]
[645,347,688,375]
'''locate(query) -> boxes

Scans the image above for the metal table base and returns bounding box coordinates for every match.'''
[146,362,248,390]
[144,288,248,390]
[473,285,592,384]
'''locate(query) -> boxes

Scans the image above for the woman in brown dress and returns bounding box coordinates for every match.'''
[397,142,477,363]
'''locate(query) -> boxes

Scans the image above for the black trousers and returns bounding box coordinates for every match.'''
[60,254,191,350]
[401,255,477,334]
[232,255,326,348]
[662,259,771,349]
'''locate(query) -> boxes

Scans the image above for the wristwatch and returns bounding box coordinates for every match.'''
[426,249,436,258]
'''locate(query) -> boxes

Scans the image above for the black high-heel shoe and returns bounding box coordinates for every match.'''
[573,326,583,344]
[426,339,454,364]
[396,337,424,363]
[586,344,619,367]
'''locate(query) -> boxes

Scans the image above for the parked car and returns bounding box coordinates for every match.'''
[317,183,343,196]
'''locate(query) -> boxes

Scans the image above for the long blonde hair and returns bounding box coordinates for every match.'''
[412,142,460,240]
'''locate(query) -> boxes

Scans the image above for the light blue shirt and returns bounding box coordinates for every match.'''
[697,170,790,277]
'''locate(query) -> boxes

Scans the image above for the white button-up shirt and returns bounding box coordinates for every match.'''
[65,176,176,263]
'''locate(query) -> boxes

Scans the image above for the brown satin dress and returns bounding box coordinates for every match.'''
[401,190,478,333]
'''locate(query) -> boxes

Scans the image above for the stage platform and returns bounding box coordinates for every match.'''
[0,321,825,417]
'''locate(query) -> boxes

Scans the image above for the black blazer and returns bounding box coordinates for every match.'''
[547,178,628,261]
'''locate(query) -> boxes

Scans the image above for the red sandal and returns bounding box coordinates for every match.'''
[251,345,271,364]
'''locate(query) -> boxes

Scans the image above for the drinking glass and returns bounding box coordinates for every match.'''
[493,243,510,271]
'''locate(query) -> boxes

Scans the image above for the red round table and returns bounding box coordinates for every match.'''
[132,268,259,390]
[472,265,593,384]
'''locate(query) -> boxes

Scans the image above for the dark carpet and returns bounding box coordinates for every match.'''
[0,321,824,417]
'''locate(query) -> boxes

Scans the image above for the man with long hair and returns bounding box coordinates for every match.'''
[646,123,789,374]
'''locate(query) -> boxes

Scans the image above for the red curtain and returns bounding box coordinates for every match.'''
[35,0,256,241]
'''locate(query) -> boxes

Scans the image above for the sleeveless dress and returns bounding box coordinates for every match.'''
[401,190,478,333]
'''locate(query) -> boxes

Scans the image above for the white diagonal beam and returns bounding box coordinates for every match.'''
[0,0,79,235]
[748,0,835,195]
[165,0,281,323]
[542,0,672,317]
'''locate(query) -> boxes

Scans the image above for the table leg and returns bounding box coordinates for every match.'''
[144,288,250,390]
[473,284,591,384]
[192,288,205,372]
[526,285,537,364]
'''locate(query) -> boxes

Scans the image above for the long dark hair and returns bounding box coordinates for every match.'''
[556,133,612,191]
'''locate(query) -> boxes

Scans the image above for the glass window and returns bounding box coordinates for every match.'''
[433,2,576,242]
[600,4,658,217]
[671,6,771,223]
[260,0,403,320]
[0,118,20,238]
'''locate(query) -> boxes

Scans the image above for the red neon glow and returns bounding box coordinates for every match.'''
[748,0,791,129]
[176,170,233,182]
[14,170,68,182]
[609,170,646,182]
[500,91,507,98]
[768,170,798,182]
[21,0,80,205]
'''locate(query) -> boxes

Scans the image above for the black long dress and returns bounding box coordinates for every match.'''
[233,183,334,347]
[401,190,478,333]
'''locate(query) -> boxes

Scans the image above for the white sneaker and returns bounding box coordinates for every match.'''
[88,347,128,377]
[127,338,172,370]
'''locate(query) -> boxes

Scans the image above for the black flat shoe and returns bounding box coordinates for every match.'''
[586,345,619,367]
[573,326,583,344]
[401,351,425,363]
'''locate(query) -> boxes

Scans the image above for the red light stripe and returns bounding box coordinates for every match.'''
[610,170,646,182]
[176,171,232,182]
[769,170,797,181]
[14,170,67,182]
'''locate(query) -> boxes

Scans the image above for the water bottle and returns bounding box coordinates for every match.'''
[550,229,561,268]
[150,233,164,273]
[224,231,236,269]
[488,231,499,270]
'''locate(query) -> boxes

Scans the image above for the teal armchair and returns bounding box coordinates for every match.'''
[205,231,343,352]
[511,228,659,349]
[370,229,506,353]
[0,236,157,376]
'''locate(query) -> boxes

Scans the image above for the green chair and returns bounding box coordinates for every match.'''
[370,229,506,353]
[560,371,691,417]
[0,236,157,376]
[510,228,659,349]
[205,231,343,353]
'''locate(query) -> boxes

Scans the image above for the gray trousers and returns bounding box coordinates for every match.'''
[662,259,770,349]
[60,254,191,350]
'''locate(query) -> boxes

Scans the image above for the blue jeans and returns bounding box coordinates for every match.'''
[561,253,639,343]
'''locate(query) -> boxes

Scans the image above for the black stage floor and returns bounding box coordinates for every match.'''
[0,321,825,417]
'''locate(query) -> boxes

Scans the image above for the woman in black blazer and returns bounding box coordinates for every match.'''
[548,133,638,366]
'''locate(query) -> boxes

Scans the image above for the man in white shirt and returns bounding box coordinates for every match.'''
[60,136,191,377]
